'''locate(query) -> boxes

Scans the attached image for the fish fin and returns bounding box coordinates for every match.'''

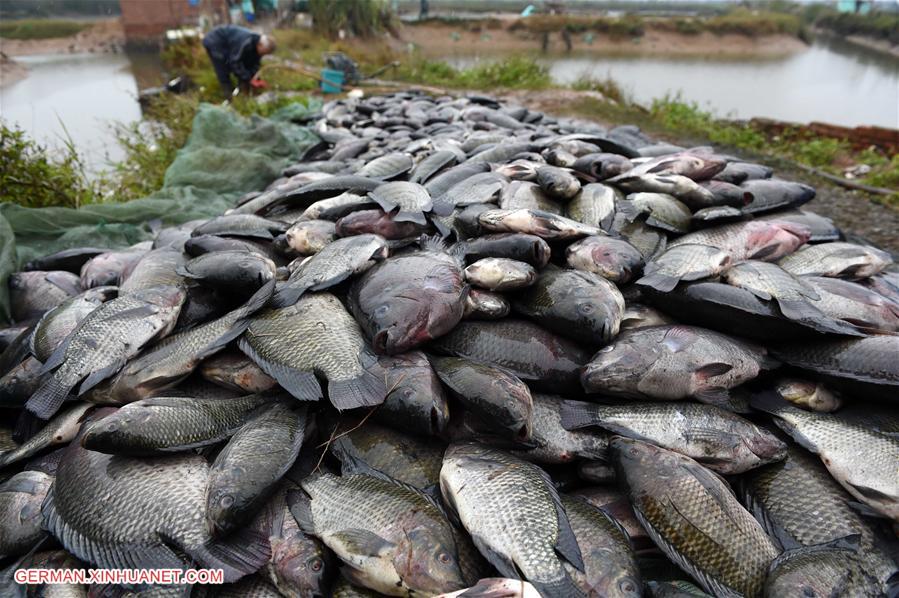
[694,362,733,380]
[777,299,826,323]
[738,481,803,552]
[309,271,353,292]
[189,525,272,583]
[330,529,395,557]
[661,326,698,352]
[234,279,276,319]
[615,200,641,223]
[636,272,679,292]
[38,332,70,374]
[846,499,889,521]
[12,409,45,444]
[558,400,603,431]
[430,214,453,238]
[327,354,387,411]
[268,282,308,309]
[431,195,454,217]
[25,373,76,420]
[470,534,520,580]
[539,471,584,573]
[420,234,449,254]
[286,489,316,535]
[748,245,779,260]
[77,358,127,395]
[238,337,322,402]
[452,578,532,598]
[529,576,585,598]
[748,391,793,416]
[174,265,197,279]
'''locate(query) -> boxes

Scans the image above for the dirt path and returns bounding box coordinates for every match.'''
[401,22,807,58]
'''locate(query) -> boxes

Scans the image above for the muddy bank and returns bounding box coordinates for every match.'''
[0,19,124,58]
[401,22,807,58]
[0,55,28,86]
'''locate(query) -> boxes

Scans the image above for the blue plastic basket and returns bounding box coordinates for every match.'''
[320,68,344,94]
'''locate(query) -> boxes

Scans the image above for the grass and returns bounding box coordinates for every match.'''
[396,56,552,90]
[0,19,88,40]
[571,74,626,104]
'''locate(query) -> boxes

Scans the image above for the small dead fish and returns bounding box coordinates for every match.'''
[566,236,644,285]
[199,350,278,394]
[336,209,432,240]
[452,233,551,268]
[377,351,450,437]
[284,220,337,255]
[477,208,601,240]
[571,153,633,181]
[770,376,842,412]
[192,214,288,240]
[566,183,621,231]
[606,172,717,210]
[637,244,732,293]
[536,166,581,200]
[369,181,439,225]
[9,271,81,323]
[464,257,536,291]
[30,287,116,363]
[463,288,510,320]
[356,152,414,180]
[80,249,147,288]
[177,250,276,291]
[0,469,53,558]
[778,241,893,280]
[621,192,692,234]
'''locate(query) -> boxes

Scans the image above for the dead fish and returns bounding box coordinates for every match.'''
[778,241,893,280]
[477,208,601,240]
[369,181,440,225]
[283,220,337,255]
[536,166,581,200]
[336,209,433,240]
[637,244,732,293]
[199,350,278,394]
[9,271,81,323]
[452,233,551,268]
[80,249,147,288]
[464,258,537,292]
[566,183,621,231]
[463,288,511,320]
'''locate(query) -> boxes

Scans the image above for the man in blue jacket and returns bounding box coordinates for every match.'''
[202,25,275,98]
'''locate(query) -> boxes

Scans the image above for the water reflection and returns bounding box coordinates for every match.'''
[0,51,164,175]
[443,39,899,128]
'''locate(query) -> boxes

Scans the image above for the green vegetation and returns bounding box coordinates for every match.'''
[1,123,100,208]
[811,11,899,44]
[0,18,87,40]
[571,74,626,104]
[398,56,551,90]
[308,0,396,39]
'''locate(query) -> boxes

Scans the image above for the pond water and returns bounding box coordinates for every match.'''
[0,51,164,175]
[443,36,899,129]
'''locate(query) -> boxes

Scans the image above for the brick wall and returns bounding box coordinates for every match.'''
[120,0,229,41]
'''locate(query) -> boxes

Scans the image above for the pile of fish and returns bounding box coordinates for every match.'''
[2,91,898,598]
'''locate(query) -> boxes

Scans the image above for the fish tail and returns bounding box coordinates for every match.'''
[749,391,794,416]
[235,279,276,319]
[777,299,827,324]
[190,525,271,584]
[26,373,75,420]
[530,572,584,598]
[268,282,304,309]
[558,400,603,431]
[636,272,679,293]
[327,358,387,411]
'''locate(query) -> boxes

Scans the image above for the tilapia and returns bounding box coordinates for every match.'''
[805,275,899,334]
[463,288,511,320]
[764,537,882,598]
[512,267,625,345]
[348,239,466,355]
[29,287,116,362]
[566,236,644,284]
[778,241,893,279]
[0,402,92,468]
[80,249,147,288]
[751,393,899,522]
[621,192,692,234]
[637,244,731,293]
[291,464,466,595]
[581,325,775,405]
[335,209,433,240]
[119,247,187,292]
[452,233,550,268]
[271,234,389,307]
[377,351,450,436]
[431,356,533,441]
[560,401,785,474]
[8,270,81,322]
[177,250,276,290]
[242,293,386,409]
[26,286,185,419]
[611,437,779,597]
[369,181,439,225]
[191,214,289,240]
[606,173,717,210]
[464,257,536,291]
[536,166,581,200]
[207,402,306,536]
[440,443,585,598]
[80,393,271,455]
[566,183,620,231]
[0,470,53,557]
[668,220,809,264]
[477,208,601,240]
[199,350,278,394]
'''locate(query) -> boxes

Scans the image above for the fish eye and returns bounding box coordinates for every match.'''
[437,552,451,564]
[219,494,234,508]
[619,578,638,594]
[375,304,390,317]
[578,303,595,315]
[599,344,616,353]
[402,388,415,398]
[309,558,323,572]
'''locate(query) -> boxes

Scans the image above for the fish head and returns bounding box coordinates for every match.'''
[206,468,249,537]
[776,378,842,412]
[582,565,642,598]
[371,288,464,355]
[563,286,623,345]
[392,527,466,595]
[382,354,451,435]
[270,532,335,598]
[80,407,151,452]
[581,338,653,395]
[610,436,685,484]
[746,221,810,261]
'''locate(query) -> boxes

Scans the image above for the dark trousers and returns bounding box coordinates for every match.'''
[203,43,234,98]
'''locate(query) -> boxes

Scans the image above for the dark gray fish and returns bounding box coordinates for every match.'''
[432,355,533,441]
[356,152,414,180]
[437,172,508,212]
[512,267,625,345]
[24,247,107,274]
[207,402,306,537]
[348,239,466,355]
[611,437,778,598]
[571,153,633,181]
[463,288,510,320]
[9,271,81,323]
[42,425,270,581]
[741,179,815,214]
[637,244,731,293]
[377,351,450,437]
[177,250,276,291]
[300,192,376,222]
[271,234,389,308]
[184,235,281,262]
[566,183,620,231]
[335,208,433,240]
[409,149,461,184]
[764,536,882,598]
[242,292,386,410]
[712,161,772,184]
[452,233,551,268]
[30,287,116,363]
[0,469,53,558]
[621,192,692,234]
[369,181,438,225]
[0,355,43,407]
[696,180,753,208]
[119,247,186,292]
[778,241,893,280]
[536,166,581,200]
[192,214,289,240]
[499,180,563,215]
[26,286,185,420]
[431,319,589,391]
[757,210,840,243]
[80,248,147,288]
[424,162,492,198]
[80,393,270,456]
